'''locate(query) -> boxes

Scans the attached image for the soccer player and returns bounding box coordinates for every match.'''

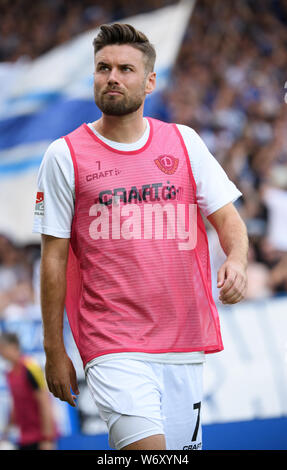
[33,23,248,450]
[0,332,57,450]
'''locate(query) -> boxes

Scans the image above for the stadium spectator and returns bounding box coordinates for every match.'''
[0,234,40,319]
[0,332,58,450]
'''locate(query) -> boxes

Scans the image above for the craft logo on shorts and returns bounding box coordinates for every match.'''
[154,155,179,175]
[34,191,44,216]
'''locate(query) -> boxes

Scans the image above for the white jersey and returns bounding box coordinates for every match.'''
[33,119,242,365]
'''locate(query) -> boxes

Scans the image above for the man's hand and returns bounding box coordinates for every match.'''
[217,259,248,305]
[45,351,79,407]
[207,203,249,305]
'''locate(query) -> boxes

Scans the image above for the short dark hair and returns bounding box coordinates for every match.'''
[93,23,156,73]
[0,332,20,347]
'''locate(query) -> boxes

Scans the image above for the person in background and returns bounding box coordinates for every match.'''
[0,332,57,450]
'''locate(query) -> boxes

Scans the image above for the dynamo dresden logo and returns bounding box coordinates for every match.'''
[154,155,179,175]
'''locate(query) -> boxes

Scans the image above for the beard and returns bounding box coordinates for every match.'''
[94,86,145,116]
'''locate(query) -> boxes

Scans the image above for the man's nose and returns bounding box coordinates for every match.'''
[107,68,120,85]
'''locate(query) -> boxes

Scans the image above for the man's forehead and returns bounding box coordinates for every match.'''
[94,44,144,65]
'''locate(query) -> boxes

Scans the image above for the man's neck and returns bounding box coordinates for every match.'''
[10,355,22,372]
[92,110,147,144]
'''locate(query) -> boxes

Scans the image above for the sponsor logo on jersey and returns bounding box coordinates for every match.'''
[34,191,44,216]
[94,182,184,205]
[86,168,121,181]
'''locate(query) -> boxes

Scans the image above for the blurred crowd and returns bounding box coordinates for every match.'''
[0,0,175,61]
[0,0,287,319]
[0,234,41,320]
[166,0,287,300]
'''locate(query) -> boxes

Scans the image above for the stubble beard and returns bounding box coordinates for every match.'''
[94,86,145,116]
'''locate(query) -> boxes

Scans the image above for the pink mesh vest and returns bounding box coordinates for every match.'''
[64,117,223,367]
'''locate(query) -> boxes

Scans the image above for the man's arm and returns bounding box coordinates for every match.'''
[207,202,249,304]
[25,361,57,449]
[34,388,56,449]
[40,234,79,406]
[0,404,15,442]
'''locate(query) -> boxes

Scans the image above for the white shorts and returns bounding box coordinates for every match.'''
[86,359,203,450]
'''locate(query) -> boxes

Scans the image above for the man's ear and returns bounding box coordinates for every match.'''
[145,71,156,95]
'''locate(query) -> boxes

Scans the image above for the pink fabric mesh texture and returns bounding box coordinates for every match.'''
[64,118,223,367]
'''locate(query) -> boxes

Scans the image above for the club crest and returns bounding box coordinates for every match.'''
[154,155,179,175]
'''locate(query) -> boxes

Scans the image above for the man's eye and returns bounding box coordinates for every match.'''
[98,65,109,71]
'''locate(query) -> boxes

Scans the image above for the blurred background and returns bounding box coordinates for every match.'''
[0,0,287,450]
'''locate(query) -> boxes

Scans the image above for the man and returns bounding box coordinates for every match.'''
[33,23,248,450]
[0,332,57,450]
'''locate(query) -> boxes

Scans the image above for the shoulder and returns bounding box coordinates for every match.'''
[175,124,210,150]
[173,123,217,179]
[39,137,74,180]
[23,357,46,390]
[174,123,196,135]
[42,137,71,163]
[150,119,214,165]
[150,119,201,144]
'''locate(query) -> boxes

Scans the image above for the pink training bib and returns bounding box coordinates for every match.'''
[64,117,223,367]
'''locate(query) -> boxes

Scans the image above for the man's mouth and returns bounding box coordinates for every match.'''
[104,89,123,95]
